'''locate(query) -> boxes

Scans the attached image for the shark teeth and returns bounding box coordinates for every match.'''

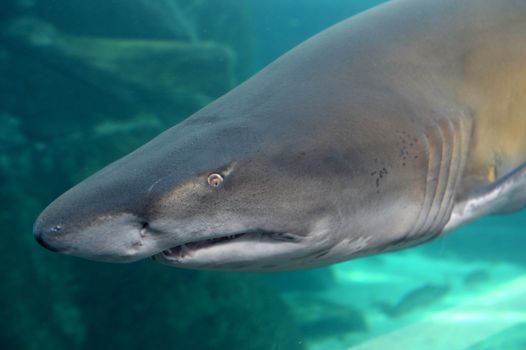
[160,230,292,261]
[163,244,191,259]
[162,233,247,259]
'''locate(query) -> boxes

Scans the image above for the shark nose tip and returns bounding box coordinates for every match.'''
[33,222,65,253]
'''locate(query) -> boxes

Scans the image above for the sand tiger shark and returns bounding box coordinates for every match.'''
[33,0,526,271]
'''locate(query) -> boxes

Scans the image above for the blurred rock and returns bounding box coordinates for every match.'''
[2,17,237,137]
[10,0,253,79]
[463,269,491,288]
[262,268,336,293]
[6,16,236,93]
[73,264,304,350]
[376,283,450,318]
[286,295,368,340]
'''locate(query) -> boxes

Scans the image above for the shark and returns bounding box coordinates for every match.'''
[34,0,526,271]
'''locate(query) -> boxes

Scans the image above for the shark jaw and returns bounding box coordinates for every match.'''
[149,218,340,271]
[152,229,312,271]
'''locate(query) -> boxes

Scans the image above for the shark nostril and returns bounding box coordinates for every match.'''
[34,226,63,252]
[49,225,63,233]
[139,221,149,237]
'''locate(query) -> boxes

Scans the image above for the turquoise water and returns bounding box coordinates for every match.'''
[1,1,525,349]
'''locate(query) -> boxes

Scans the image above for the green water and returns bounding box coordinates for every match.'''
[1,1,525,349]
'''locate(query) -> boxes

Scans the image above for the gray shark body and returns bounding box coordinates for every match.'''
[34,0,526,271]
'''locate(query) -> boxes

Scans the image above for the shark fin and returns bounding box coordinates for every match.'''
[444,161,526,232]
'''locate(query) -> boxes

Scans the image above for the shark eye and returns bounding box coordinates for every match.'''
[207,173,224,188]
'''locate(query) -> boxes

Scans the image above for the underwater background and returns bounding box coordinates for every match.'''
[1,1,525,349]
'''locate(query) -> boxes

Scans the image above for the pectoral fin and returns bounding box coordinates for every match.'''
[444,161,526,232]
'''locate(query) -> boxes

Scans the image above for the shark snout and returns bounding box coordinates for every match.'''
[33,201,167,262]
[33,220,68,253]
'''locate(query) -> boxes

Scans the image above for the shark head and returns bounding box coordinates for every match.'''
[34,98,386,271]
[33,19,427,271]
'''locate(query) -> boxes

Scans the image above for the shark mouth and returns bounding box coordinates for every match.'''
[159,230,297,261]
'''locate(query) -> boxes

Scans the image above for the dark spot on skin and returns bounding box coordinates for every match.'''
[396,130,419,167]
[372,166,388,192]
[314,250,331,259]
